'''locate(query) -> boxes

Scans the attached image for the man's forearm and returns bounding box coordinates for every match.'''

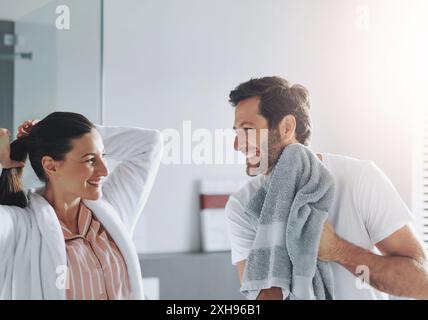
[333,238,428,299]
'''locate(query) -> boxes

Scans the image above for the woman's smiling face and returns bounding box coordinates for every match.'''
[46,128,109,200]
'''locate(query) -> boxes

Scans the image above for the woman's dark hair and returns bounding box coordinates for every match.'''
[229,76,312,146]
[0,112,95,208]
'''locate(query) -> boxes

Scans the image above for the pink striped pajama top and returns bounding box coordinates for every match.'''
[59,201,131,300]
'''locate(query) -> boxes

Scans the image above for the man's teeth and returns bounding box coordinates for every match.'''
[247,155,260,161]
[88,180,101,186]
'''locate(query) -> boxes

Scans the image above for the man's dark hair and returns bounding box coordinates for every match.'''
[229,76,312,146]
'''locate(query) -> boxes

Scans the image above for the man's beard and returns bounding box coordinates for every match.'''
[246,128,285,176]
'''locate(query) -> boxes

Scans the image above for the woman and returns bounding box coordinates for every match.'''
[0,112,163,299]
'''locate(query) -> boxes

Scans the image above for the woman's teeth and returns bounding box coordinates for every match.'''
[87,180,101,187]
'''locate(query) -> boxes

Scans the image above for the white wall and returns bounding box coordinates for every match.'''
[104,0,415,254]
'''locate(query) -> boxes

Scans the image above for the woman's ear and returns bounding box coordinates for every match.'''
[278,115,297,143]
[41,155,58,179]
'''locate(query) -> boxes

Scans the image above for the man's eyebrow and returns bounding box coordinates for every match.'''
[233,122,257,130]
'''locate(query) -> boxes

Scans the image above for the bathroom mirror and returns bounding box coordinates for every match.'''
[0,0,103,188]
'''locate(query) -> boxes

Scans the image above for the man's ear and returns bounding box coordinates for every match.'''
[278,115,297,143]
[41,156,58,179]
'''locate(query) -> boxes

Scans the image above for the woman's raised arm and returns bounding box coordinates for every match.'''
[96,125,163,235]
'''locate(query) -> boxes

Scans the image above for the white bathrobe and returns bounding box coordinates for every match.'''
[0,125,163,300]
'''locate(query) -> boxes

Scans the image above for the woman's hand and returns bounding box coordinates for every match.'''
[17,119,39,139]
[0,128,25,169]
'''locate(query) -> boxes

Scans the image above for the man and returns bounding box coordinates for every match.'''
[226,76,428,300]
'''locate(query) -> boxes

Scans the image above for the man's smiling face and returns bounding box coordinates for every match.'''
[233,96,286,176]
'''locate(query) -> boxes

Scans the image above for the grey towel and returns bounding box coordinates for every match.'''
[241,143,335,300]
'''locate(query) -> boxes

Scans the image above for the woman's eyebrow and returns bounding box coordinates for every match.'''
[80,150,106,158]
[80,153,96,159]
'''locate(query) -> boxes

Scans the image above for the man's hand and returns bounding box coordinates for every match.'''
[318,222,344,262]
[236,261,283,300]
[318,222,428,299]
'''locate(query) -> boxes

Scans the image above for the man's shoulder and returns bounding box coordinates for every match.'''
[322,153,374,181]
[322,152,372,168]
[322,153,391,206]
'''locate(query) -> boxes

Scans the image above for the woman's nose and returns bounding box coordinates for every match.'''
[97,159,109,177]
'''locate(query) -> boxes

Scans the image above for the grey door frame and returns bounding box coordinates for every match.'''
[0,20,14,131]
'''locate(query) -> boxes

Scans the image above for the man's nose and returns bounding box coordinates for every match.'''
[234,134,247,153]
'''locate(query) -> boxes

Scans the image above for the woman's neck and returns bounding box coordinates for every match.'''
[43,184,81,233]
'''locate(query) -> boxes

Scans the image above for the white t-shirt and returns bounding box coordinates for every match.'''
[225,152,415,300]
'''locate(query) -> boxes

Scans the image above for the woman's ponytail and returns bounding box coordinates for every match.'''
[0,137,29,208]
